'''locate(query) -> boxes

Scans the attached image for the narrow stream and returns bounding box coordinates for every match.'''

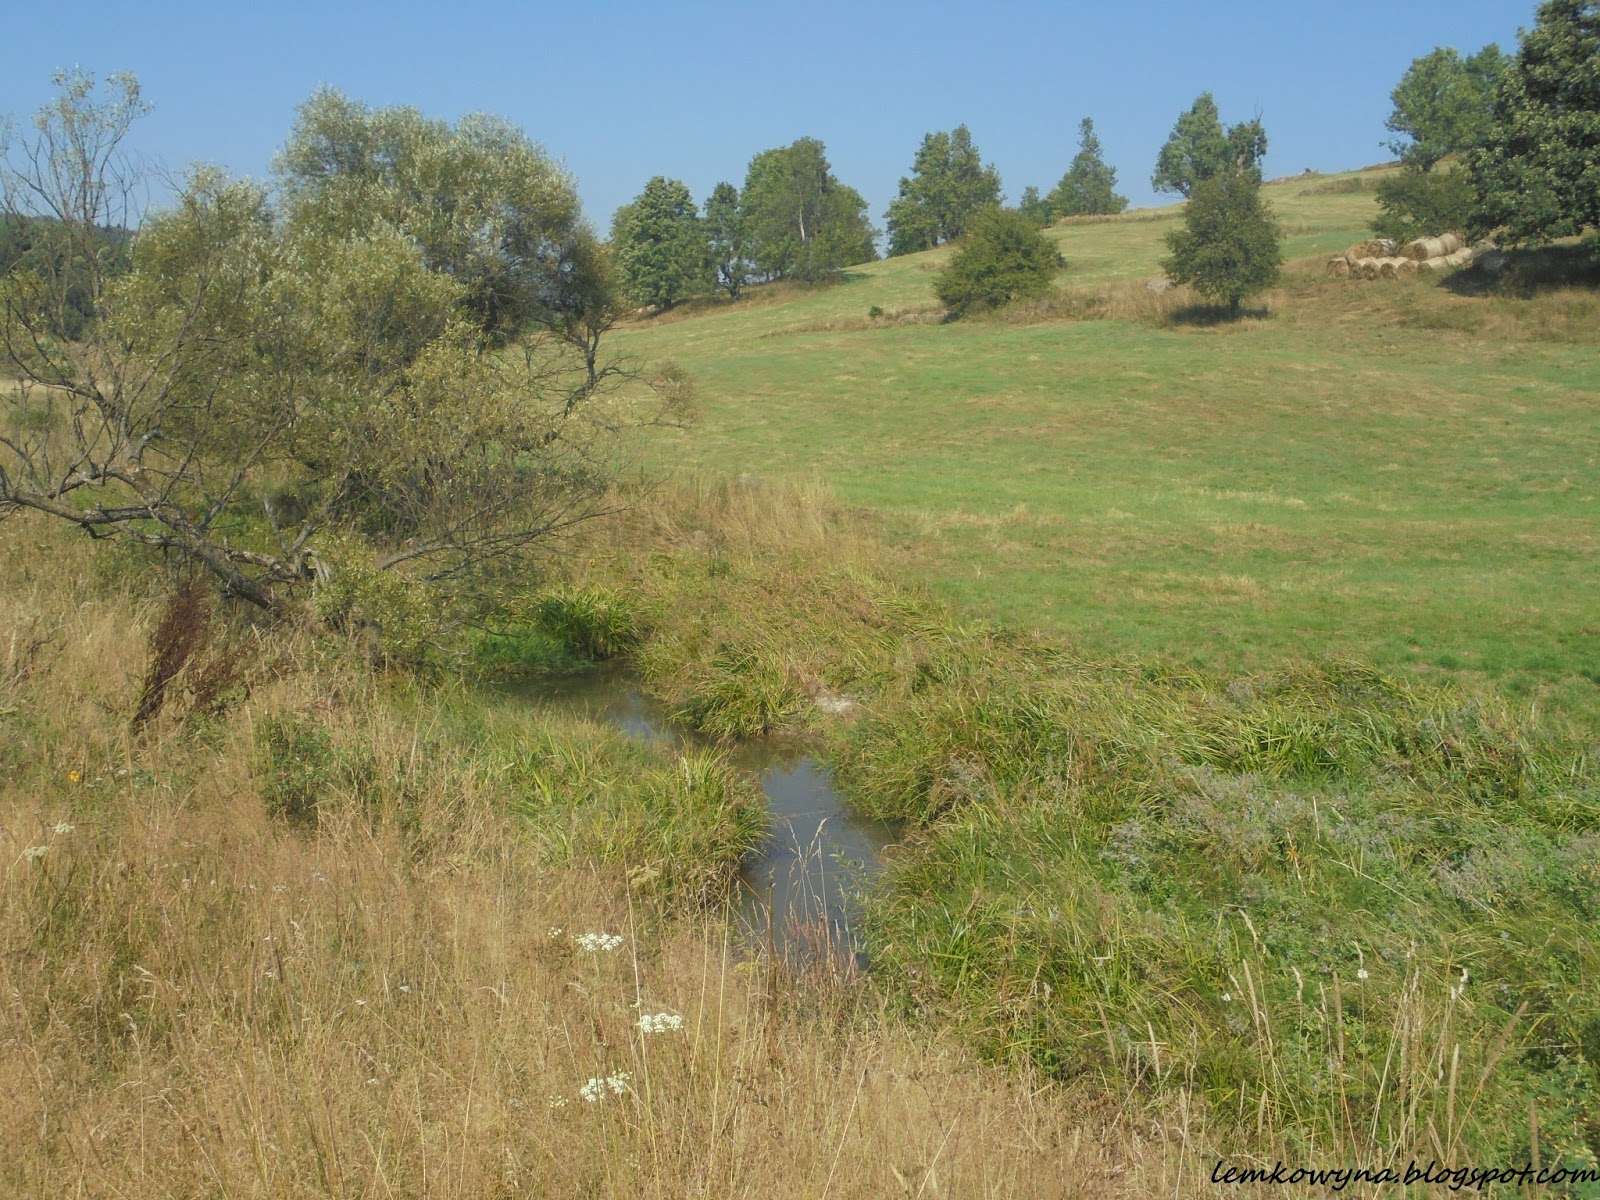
[513,670,895,960]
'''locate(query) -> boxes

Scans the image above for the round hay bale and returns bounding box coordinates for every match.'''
[1437,232,1464,255]
[1357,258,1382,280]
[1327,256,1352,277]
[1442,248,1473,268]
[1378,257,1402,278]
[1403,236,1447,261]
[1397,258,1420,276]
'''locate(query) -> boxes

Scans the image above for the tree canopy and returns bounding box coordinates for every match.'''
[1152,93,1267,197]
[274,88,585,343]
[703,181,748,299]
[1163,167,1281,313]
[741,138,876,282]
[1385,45,1510,171]
[610,176,706,310]
[1048,117,1128,217]
[1468,0,1600,245]
[2,73,645,622]
[884,125,1002,256]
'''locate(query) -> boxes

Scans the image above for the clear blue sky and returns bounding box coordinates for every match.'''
[4,0,1533,232]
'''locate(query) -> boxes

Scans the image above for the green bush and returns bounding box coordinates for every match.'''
[1372,167,1476,243]
[253,715,337,825]
[934,208,1062,317]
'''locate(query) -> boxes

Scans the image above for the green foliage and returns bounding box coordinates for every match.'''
[275,88,585,342]
[740,138,877,283]
[666,647,806,738]
[933,208,1061,317]
[1468,0,1600,245]
[1048,117,1128,217]
[703,181,748,299]
[1015,186,1052,227]
[884,125,1002,256]
[310,544,452,669]
[610,176,707,310]
[1152,92,1267,197]
[832,632,1600,1160]
[1385,44,1510,171]
[532,586,641,660]
[1163,168,1282,312]
[253,715,339,825]
[1372,166,1476,242]
[3,75,632,618]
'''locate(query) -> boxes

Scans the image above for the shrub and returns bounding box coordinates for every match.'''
[1163,169,1281,314]
[934,208,1062,317]
[253,715,337,825]
[1372,167,1476,242]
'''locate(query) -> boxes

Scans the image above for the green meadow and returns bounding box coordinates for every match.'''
[615,167,1600,721]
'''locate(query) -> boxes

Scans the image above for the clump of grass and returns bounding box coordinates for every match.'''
[531,584,642,662]
[666,646,807,738]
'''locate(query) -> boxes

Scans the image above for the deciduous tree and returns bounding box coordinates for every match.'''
[1152,93,1267,196]
[741,138,876,282]
[703,181,748,299]
[884,125,1002,255]
[1468,0,1600,245]
[1162,167,1281,314]
[1,74,651,617]
[1385,45,1509,171]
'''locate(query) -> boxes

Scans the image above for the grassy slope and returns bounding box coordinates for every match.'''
[613,168,1600,722]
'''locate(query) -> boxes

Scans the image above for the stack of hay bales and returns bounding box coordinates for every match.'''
[1328,232,1477,279]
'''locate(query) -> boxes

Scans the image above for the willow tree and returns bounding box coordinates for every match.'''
[1,73,653,615]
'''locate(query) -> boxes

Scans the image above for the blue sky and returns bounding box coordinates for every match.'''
[4,0,1532,232]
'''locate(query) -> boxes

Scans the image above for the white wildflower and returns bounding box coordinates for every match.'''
[53,823,74,835]
[547,926,563,938]
[579,1071,633,1104]
[574,932,624,953]
[1220,992,1232,1003]
[637,1011,684,1035]
[545,1095,567,1109]
[354,999,367,1007]
[1356,968,1370,981]
[22,845,48,863]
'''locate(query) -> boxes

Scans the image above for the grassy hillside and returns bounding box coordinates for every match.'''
[613,167,1600,723]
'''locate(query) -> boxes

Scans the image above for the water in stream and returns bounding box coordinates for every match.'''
[512,670,895,960]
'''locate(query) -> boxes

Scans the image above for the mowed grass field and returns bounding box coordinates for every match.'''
[614,167,1600,722]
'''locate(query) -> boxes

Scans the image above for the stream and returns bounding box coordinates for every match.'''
[513,670,895,960]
